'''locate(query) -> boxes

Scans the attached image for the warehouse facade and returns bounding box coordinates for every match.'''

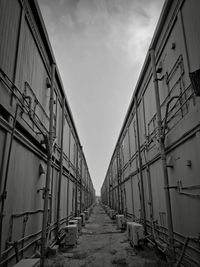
[101,0,200,266]
[0,0,95,266]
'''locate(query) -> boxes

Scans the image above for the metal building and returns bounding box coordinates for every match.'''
[0,0,95,266]
[101,0,200,266]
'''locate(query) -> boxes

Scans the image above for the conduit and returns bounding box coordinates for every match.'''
[150,49,175,266]
[40,62,55,267]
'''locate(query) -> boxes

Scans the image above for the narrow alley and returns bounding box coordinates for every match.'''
[45,204,167,267]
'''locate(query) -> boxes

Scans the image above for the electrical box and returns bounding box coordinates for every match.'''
[13,259,40,267]
[127,222,144,246]
[74,217,82,231]
[116,214,125,229]
[80,212,86,226]
[65,224,78,246]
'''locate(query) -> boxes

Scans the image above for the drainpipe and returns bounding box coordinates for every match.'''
[135,96,147,234]
[128,124,135,219]
[80,146,83,213]
[66,130,71,220]
[116,149,121,213]
[40,63,55,267]
[56,97,65,236]
[0,104,20,258]
[150,49,175,265]
[75,145,78,216]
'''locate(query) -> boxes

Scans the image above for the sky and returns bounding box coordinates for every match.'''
[38,0,165,195]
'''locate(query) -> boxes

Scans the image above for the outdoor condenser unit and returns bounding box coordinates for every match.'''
[116,214,125,229]
[65,224,78,246]
[127,222,144,246]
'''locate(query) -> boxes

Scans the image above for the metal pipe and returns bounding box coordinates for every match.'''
[56,97,65,235]
[128,127,135,219]
[150,49,175,265]
[135,96,147,234]
[0,103,20,258]
[67,130,71,219]
[75,145,78,216]
[116,149,121,213]
[80,146,83,213]
[40,63,55,267]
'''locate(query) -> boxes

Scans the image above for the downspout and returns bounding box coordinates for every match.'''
[80,147,83,213]
[135,96,147,234]
[116,149,121,213]
[128,126,135,219]
[66,130,71,220]
[150,49,175,265]
[40,63,55,267]
[75,145,78,216]
[0,104,20,258]
[56,97,65,236]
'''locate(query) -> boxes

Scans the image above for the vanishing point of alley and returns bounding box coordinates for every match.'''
[45,204,167,267]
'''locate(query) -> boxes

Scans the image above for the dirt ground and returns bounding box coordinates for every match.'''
[45,204,168,267]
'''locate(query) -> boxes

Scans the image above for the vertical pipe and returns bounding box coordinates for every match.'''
[116,150,121,213]
[128,126,135,219]
[80,147,83,213]
[75,146,78,216]
[40,63,55,267]
[150,49,175,265]
[135,97,147,234]
[66,130,71,220]
[56,97,65,235]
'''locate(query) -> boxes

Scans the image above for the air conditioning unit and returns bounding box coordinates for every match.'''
[65,224,78,246]
[116,214,125,229]
[80,212,86,226]
[127,222,144,246]
[13,259,40,267]
[74,216,82,231]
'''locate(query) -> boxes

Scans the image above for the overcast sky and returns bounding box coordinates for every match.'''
[38,0,165,195]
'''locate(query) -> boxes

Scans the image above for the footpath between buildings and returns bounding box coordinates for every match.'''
[45,204,168,267]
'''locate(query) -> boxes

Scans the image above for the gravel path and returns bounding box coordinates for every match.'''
[45,204,167,267]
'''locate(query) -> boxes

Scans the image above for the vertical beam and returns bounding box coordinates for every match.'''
[56,97,65,235]
[41,63,55,267]
[135,97,147,234]
[150,49,175,265]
